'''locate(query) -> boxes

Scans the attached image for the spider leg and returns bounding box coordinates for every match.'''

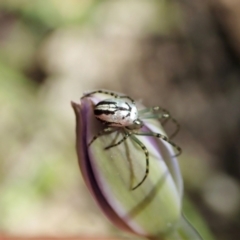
[88,127,116,146]
[81,90,134,103]
[81,90,119,99]
[134,131,182,157]
[105,130,121,148]
[104,131,130,150]
[139,106,180,139]
[129,134,149,190]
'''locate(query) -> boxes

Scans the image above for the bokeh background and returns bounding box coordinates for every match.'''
[1,0,240,239]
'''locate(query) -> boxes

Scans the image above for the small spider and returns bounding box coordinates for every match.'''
[81,90,181,190]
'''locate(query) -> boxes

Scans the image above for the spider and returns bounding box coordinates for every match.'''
[81,90,181,190]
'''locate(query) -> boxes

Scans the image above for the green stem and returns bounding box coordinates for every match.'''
[147,215,203,240]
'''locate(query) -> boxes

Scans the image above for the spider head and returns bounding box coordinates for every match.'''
[127,119,143,130]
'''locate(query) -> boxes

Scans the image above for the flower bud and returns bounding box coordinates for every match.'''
[72,92,202,239]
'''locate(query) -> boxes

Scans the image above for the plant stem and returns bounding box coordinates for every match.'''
[147,215,203,240]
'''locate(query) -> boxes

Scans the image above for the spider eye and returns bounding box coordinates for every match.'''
[134,119,143,128]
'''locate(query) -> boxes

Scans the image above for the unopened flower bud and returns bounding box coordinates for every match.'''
[72,92,202,240]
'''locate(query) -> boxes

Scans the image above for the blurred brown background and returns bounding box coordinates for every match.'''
[0,0,240,240]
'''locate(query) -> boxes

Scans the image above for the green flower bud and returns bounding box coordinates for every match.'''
[72,92,202,240]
